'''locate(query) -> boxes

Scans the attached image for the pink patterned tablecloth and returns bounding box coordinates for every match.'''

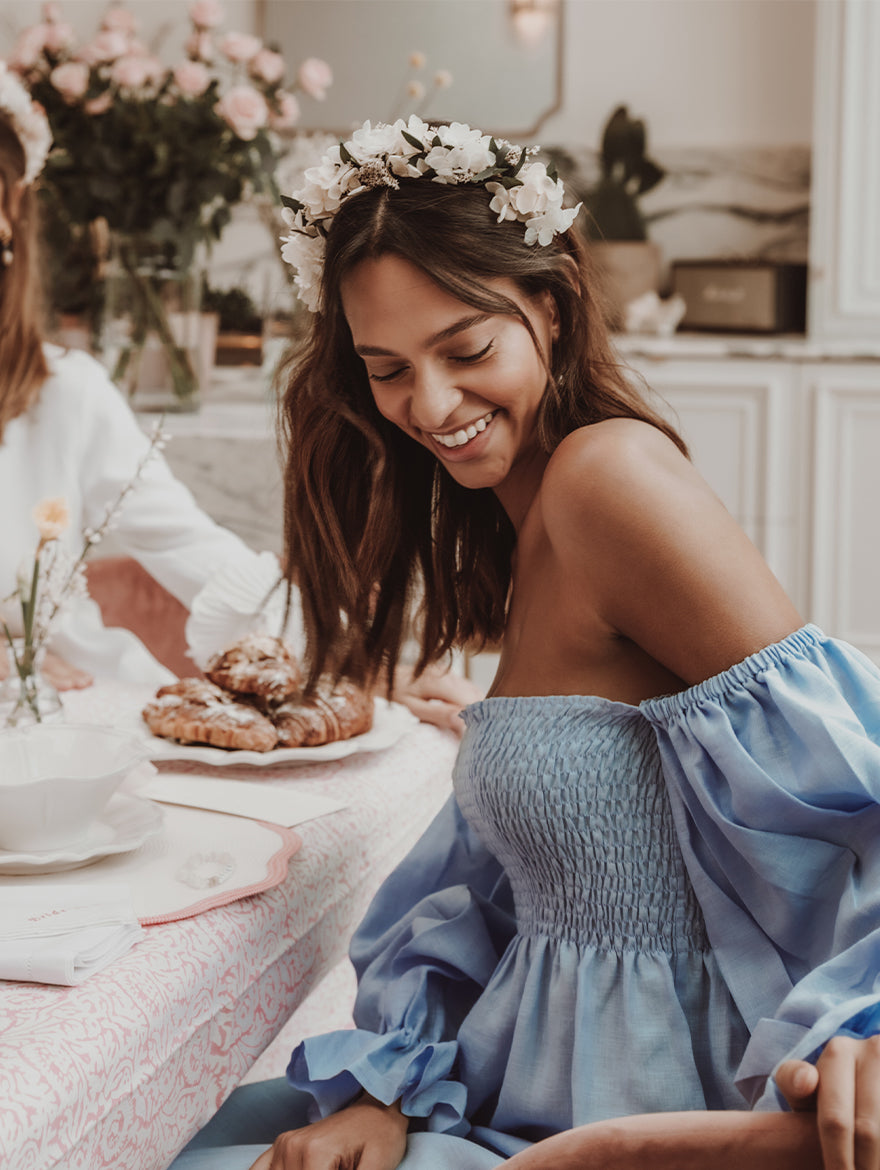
[0,684,458,1170]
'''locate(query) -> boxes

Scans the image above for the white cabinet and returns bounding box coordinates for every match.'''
[806,362,880,662]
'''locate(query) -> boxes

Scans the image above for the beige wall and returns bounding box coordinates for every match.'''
[2,0,815,151]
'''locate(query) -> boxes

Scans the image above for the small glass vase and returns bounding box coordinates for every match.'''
[101,234,204,413]
[0,640,63,729]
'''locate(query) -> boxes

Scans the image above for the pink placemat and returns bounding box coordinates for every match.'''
[0,803,302,925]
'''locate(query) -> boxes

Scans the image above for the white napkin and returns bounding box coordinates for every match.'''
[0,883,144,986]
[142,774,346,826]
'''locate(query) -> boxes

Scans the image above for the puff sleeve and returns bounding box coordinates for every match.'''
[640,624,880,1110]
[286,794,516,1133]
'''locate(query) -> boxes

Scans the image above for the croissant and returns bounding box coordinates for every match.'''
[272,678,374,748]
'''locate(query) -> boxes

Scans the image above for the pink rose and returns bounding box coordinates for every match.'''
[111,54,162,89]
[42,2,63,22]
[85,91,113,115]
[101,7,139,35]
[216,84,269,140]
[189,0,224,30]
[10,25,49,70]
[79,29,128,65]
[269,90,300,130]
[219,31,262,64]
[173,60,210,97]
[249,47,284,86]
[184,30,214,63]
[50,60,89,101]
[43,21,75,55]
[296,57,332,101]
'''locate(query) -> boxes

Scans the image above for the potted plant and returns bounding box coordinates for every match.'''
[581,105,666,327]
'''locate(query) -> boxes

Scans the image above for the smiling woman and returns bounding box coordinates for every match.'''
[170,118,880,1170]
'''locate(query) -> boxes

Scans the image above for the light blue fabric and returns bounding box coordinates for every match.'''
[640,624,880,1108]
[279,625,880,1165]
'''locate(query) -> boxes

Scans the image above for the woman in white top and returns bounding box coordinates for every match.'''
[0,64,476,725]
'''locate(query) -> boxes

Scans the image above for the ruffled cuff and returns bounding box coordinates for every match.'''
[286,1026,469,1134]
[185,551,304,667]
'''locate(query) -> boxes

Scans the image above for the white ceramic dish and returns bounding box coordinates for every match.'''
[0,793,163,875]
[140,698,417,767]
[0,724,150,852]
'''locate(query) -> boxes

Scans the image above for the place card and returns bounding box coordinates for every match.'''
[141,775,346,828]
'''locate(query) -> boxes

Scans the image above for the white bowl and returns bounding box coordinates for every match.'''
[0,724,149,853]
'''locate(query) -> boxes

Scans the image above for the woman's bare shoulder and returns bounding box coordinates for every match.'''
[539,418,703,539]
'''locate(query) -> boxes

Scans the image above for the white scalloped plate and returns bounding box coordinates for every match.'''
[0,794,164,875]
[140,697,418,767]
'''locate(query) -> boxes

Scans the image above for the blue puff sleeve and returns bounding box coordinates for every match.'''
[640,624,880,1110]
[286,795,516,1132]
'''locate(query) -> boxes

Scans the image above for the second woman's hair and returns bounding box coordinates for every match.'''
[280,179,685,690]
[0,115,48,441]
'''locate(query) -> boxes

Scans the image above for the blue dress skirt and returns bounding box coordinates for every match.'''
[172,625,880,1169]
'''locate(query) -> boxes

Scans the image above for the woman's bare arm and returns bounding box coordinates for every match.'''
[503,1110,821,1170]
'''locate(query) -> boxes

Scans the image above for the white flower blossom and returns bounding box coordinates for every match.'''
[278,118,579,310]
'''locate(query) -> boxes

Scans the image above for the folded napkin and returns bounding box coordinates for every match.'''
[0,883,144,986]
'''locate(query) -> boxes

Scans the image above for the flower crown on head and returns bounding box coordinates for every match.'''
[280,116,582,313]
[0,62,52,186]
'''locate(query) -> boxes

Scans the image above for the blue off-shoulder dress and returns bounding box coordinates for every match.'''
[177,626,880,1170]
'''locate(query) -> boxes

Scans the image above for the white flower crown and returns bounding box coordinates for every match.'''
[0,63,52,186]
[280,116,581,313]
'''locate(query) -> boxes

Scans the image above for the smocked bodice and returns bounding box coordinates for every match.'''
[454,695,709,953]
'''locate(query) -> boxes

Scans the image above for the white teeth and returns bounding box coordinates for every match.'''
[432,411,495,449]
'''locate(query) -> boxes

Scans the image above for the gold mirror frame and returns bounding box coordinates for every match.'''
[255,0,565,141]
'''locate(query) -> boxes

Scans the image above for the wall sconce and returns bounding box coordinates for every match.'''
[510,0,559,47]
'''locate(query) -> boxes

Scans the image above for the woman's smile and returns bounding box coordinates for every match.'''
[429,410,498,452]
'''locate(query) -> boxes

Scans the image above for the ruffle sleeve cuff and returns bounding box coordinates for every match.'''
[287,1027,469,1133]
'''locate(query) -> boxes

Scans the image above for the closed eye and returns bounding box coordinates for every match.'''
[451,340,494,364]
[368,366,407,384]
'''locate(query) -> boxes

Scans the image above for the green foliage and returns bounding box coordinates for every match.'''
[201,281,262,333]
[29,73,279,274]
[582,105,665,242]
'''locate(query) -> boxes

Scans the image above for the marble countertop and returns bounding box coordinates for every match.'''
[614,331,880,362]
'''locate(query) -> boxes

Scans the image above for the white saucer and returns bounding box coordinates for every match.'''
[0,794,164,875]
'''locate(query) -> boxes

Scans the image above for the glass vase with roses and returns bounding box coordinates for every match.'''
[9,0,332,408]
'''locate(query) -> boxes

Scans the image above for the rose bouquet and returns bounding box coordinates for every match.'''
[9,0,332,401]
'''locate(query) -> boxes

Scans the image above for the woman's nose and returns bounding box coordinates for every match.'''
[410,370,463,431]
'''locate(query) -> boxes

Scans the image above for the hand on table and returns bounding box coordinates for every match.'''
[1,647,93,690]
[246,1095,407,1170]
[40,651,93,691]
[776,1036,880,1170]
[390,662,483,736]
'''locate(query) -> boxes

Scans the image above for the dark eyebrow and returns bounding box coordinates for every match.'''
[354,313,491,358]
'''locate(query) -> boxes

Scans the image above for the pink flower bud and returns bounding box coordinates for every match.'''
[219,31,262,64]
[296,56,332,101]
[50,60,89,101]
[189,0,225,30]
[250,47,285,86]
[173,59,211,97]
[269,90,300,130]
[216,83,269,140]
[184,30,214,63]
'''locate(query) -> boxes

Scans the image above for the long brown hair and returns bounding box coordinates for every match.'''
[280,179,686,691]
[0,116,49,442]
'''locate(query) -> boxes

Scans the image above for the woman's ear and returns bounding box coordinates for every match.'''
[558,254,582,296]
